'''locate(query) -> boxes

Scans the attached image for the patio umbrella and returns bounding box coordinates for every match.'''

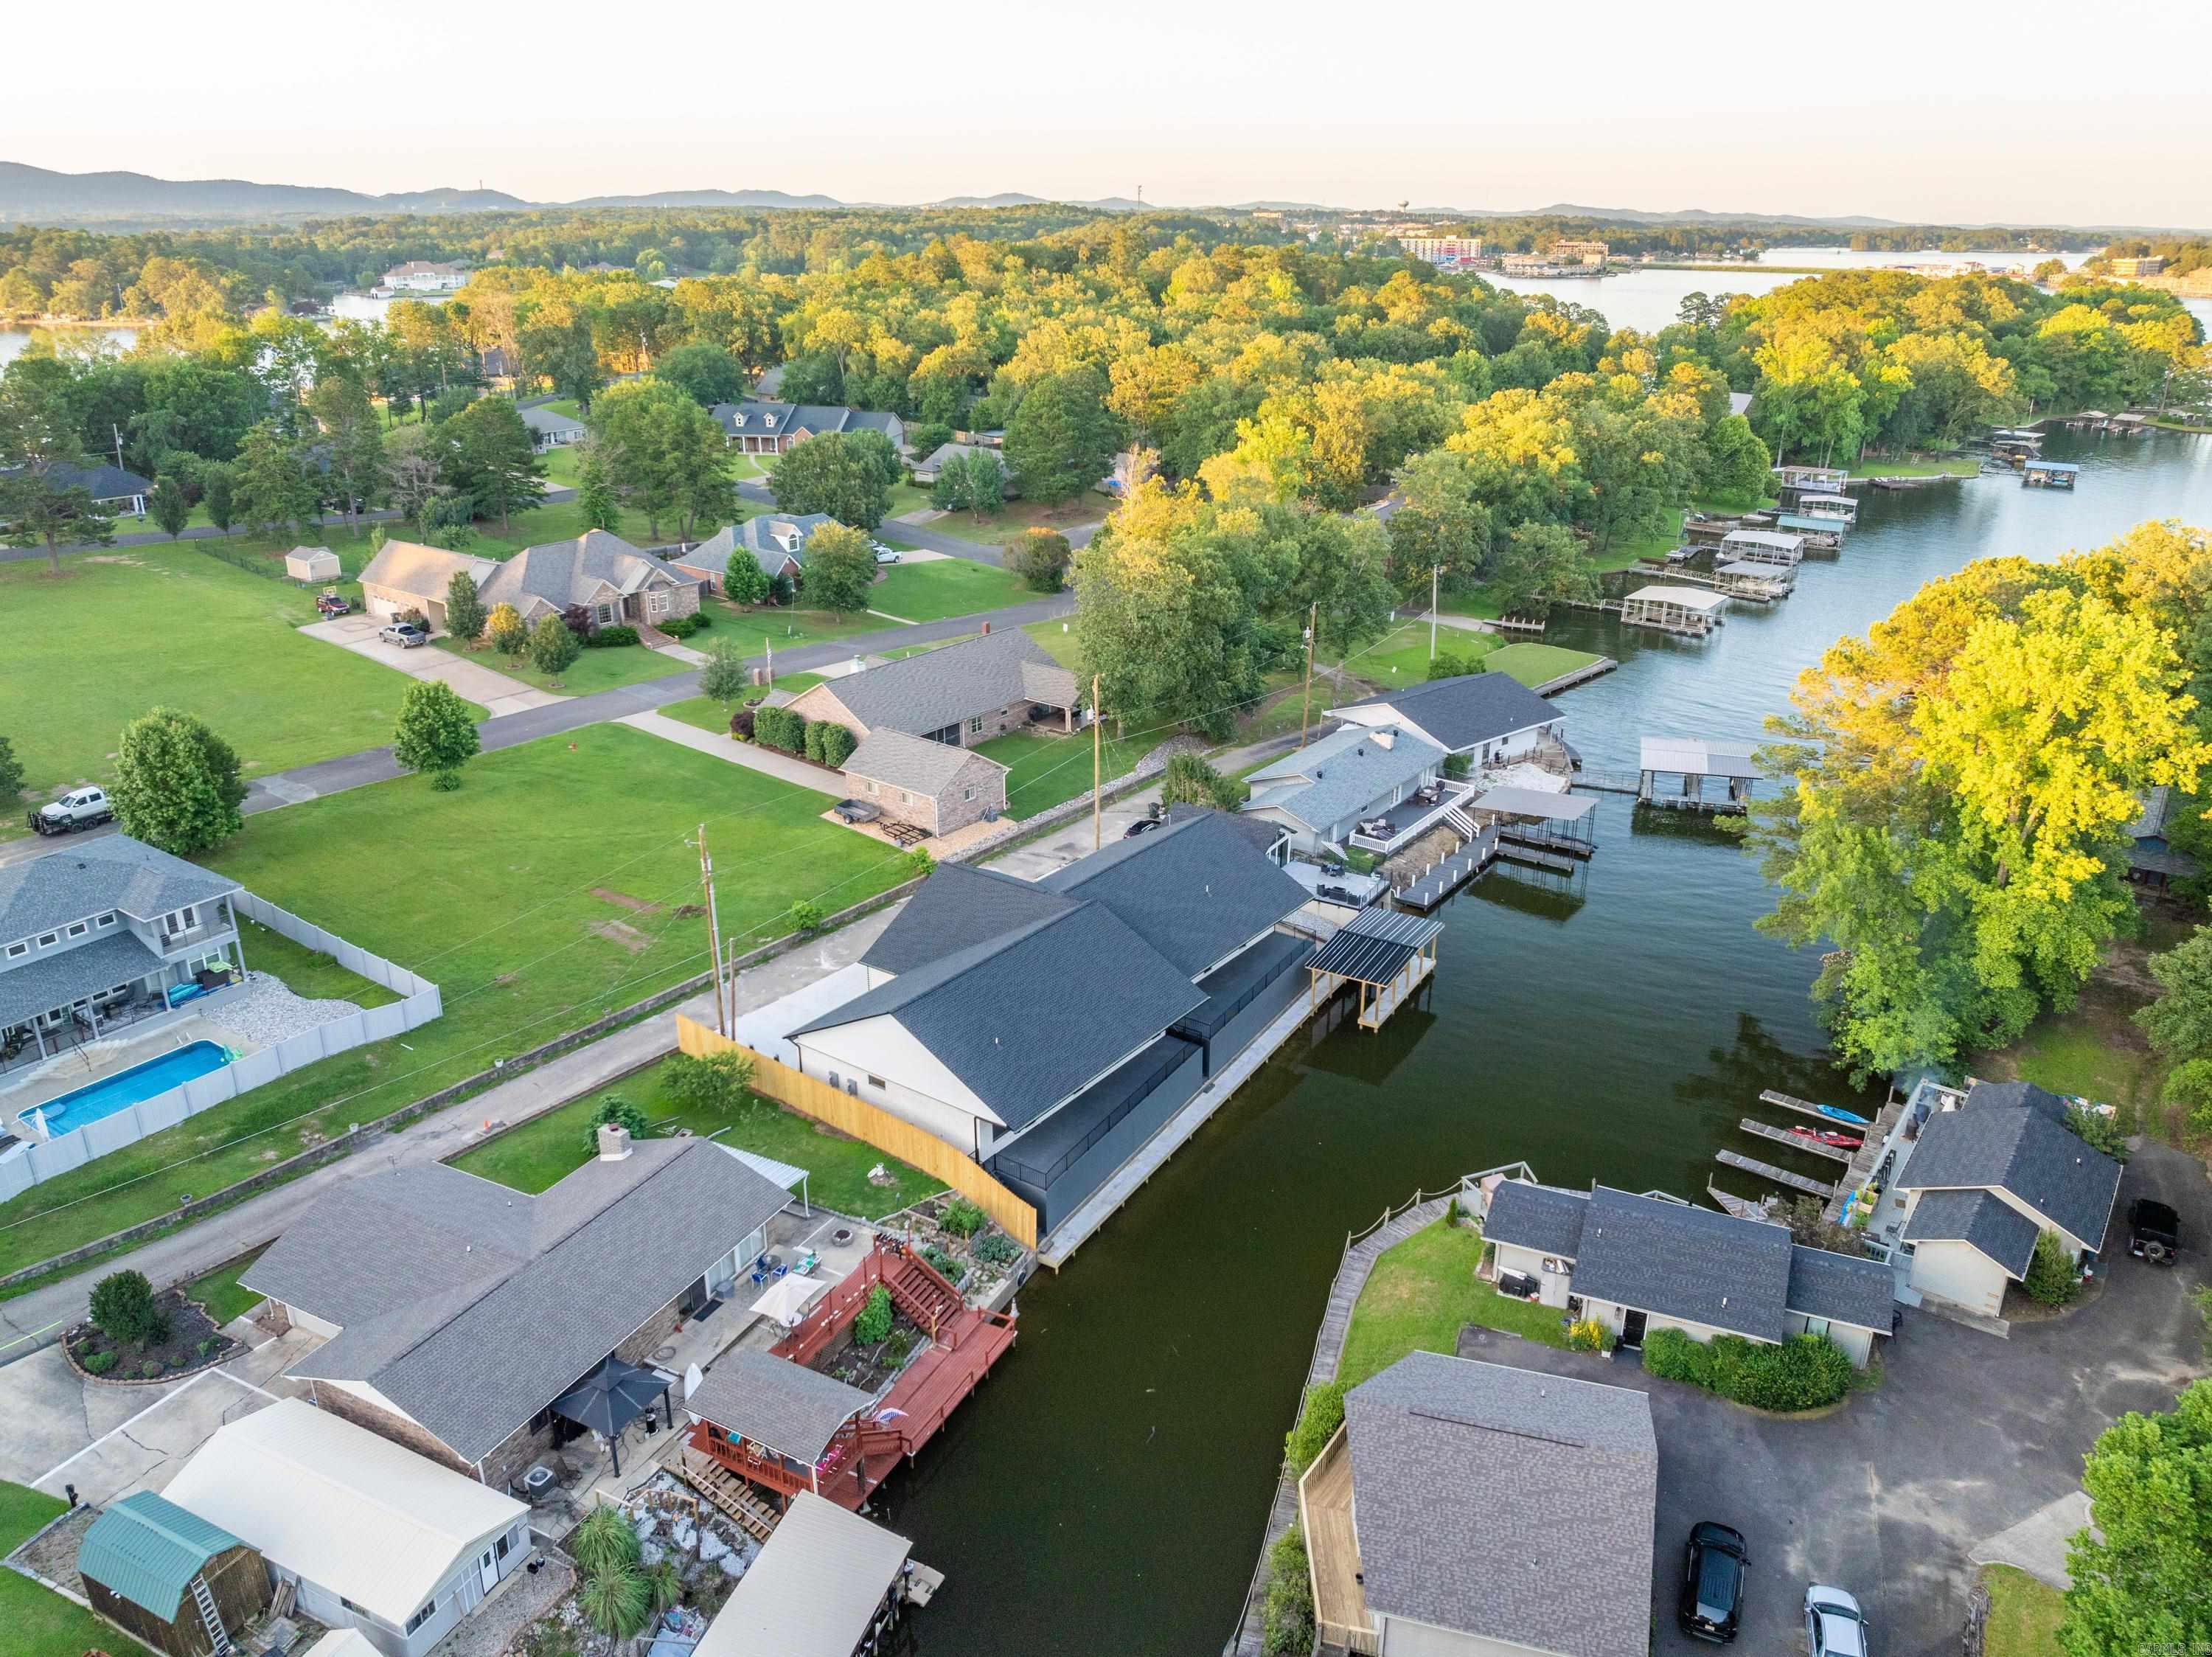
[551,1355,670,1476]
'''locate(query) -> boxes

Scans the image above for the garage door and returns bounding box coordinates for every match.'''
[364,590,401,619]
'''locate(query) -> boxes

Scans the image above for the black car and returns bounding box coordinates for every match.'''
[2130,1198,2181,1265]
[1121,817,1162,838]
[1678,1521,1749,1643]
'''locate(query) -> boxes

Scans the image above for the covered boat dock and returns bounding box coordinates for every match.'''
[1713,560,1793,600]
[2023,458,2081,490]
[1620,585,1727,637]
[1464,785,1599,859]
[1307,909,1443,1032]
[1636,736,1759,813]
[1721,528,1806,568]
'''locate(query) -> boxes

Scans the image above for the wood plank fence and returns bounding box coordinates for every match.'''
[673,1013,1037,1248]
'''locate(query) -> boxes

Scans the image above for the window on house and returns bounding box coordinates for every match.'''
[405,1602,437,1634]
[867,1074,886,1089]
[37,933,56,948]
[495,1533,512,1560]
[900,791,912,805]
[1802,1316,1831,1338]
[96,913,115,928]
[968,717,983,734]
[963,788,975,802]
[67,922,87,938]
[5,942,26,959]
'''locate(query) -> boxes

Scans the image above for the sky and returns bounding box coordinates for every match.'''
[9,0,2211,229]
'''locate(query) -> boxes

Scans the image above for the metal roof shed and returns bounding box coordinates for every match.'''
[77,1491,268,1657]
[695,1492,914,1657]
[1308,909,1443,1033]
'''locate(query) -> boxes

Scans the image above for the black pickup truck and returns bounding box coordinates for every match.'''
[2129,1198,2181,1265]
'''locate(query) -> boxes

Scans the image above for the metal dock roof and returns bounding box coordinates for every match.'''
[1310,908,1443,984]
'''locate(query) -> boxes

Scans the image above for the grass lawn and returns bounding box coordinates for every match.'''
[905,498,1102,546]
[540,445,581,488]
[975,728,1153,816]
[1338,1218,1571,1387]
[447,1055,943,1219]
[239,920,399,1010]
[184,1245,270,1324]
[1023,618,1083,670]
[1,1480,153,1657]
[1343,621,1498,687]
[1481,642,1606,689]
[868,558,1034,622]
[1846,454,1979,479]
[441,636,695,696]
[1,549,452,800]
[1978,1565,2065,1657]
[712,600,884,653]
[0,725,916,1286]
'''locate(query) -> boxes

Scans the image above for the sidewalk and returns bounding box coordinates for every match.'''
[615,710,841,793]
[0,907,902,1364]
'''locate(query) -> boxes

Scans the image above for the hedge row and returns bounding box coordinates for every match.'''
[1641,1327,1853,1411]
[805,720,857,768]
[753,704,807,752]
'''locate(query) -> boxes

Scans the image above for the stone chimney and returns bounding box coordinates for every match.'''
[597,1123,633,1162]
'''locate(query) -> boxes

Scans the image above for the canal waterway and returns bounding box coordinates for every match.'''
[882,425,2212,1657]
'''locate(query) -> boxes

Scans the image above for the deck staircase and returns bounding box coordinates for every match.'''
[188,1574,232,1656]
[884,1253,963,1337]
[680,1448,781,1540]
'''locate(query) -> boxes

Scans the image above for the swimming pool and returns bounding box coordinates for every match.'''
[27,1041,234,1136]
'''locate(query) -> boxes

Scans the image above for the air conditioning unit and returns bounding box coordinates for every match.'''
[845,1079,858,1097]
[520,1465,555,1496]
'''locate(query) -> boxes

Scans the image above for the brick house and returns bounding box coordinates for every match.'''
[787,629,1080,750]
[708,401,905,456]
[358,530,703,633]
[842,730,1009,838]
[243,1134,791,1490]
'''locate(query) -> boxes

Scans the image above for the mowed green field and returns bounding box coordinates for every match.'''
[0,725,914,1283]
[1,549,446,800]
[1480,642,1606,688]
[869,557,1034,622]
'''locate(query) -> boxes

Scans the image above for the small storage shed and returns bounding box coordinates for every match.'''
[284,546,342,583]
[77,1490,269,1657]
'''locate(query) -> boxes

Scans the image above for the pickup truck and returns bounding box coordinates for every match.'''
[29,786,114,836]
[2129,1198,2181,1265]
[379,620,429,648]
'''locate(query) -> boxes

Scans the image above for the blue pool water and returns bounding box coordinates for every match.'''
[33,1040,233,1135]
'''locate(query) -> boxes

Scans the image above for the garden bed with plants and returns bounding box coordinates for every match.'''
[808,1283,929,1393]
[532,1488,756,1657]
[64,1271,242,1383]
[892,1194,1026,1303]
[1639,1325,1854,1411]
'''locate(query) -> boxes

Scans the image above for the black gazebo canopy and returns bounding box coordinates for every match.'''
[552,1355,672,1474]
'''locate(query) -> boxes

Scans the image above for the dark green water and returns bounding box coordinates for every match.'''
[880,430,2212,1657]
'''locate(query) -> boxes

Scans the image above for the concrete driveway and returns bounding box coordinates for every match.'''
[301,614,563,718]
[1454,1140,2208,1657]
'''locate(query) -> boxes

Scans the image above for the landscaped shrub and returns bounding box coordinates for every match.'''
[814,722,856,768]
[585,625,640,649]
[2025,1229,2081,1306]
[197,1338,221,1359]
[660,614,703,639]
[753,705,807,754]
[803,720,830,763]
[1640,1327,1852,1411]
[1259,1524,1315,1656]
[569,1505,642,1575]
[79,1350,116,1375]
[140,1360,161,1379]
[788,899,826,933]
[1343,849,1379,875]
[1641,1327,1711,1386]
[729,706,757,741]
[664,1049,754,1113]
[973,1231,1020,1265]
[1566,1319,1611,1353]
[853,1284,894,1347]
[1283,1379,1347,1476]
[920,1244,967,1286]
[89,1270,167,1347]
[939,1197,986,1237]
[1441,752,1472,780]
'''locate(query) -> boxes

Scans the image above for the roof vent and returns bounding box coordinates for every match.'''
[597,1123,633,1162]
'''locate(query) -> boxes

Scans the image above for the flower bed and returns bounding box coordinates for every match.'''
[892,1195,1026,1303]
[65,1288,242,1384]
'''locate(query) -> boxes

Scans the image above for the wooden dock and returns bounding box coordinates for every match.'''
[1496,844,1577,876]
[1714,1149,1837,1199]
[1397,830,1498,911]
[1530,657,1618,696]
[1737,1117,1854,1164]
[1498,826,1594,861]
[1758,1089,1872,1130]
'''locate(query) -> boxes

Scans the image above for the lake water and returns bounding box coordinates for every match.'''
[879,426,2212,1657]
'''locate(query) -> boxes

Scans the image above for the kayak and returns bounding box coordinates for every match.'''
[1791,1126,1863,1150]
[1815,1103,1871,1127]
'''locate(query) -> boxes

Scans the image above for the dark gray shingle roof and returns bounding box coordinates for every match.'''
[1332,672,1561,751]
[0,835,240,942]
[683,517,828,580]
[1571,1186,1795,1343]
[1785,1244,1895,1330]
[844,731,1006,797]
[1483,1181,1590,1259]
[1902,1188,2041,1277]
[684,1348,873,1462]
[807,631,1077,737]
[0,929,169,1026]
[1344,1352,1655,1657]
[1966,1079,2070,1121]
[2,462,153,500]
[1040,809,1307,978]
[264,1139,790,1464]
[1899,1097,2121,1251]
[476,530,692,618]
[1242,725,1444,833]
[860,863,1073,976]
[793,903,1203,1130]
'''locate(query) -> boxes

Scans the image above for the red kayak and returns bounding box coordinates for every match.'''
[1791,1125,1863,1150]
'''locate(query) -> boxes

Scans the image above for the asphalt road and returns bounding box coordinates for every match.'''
[734,477,1103,567]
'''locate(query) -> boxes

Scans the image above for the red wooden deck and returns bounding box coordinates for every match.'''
[695,1240,1015,1511]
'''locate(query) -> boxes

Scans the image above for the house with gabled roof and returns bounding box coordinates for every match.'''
[841,730,1008,839]
[357,530,702,633]
[1299,1350,1658,1657]
[516,404,583,451]
[709,400,905,456]
[1,460,154,516]
[1241,723,1447,854]
[1483,1178,1896,1365]
[787,811,1311,1229]
[1327,672,1566,768]
[1894,1079,2123,1317]
[674,515,831,594]
[787,628,1081,748]
[241,1134,791,1490]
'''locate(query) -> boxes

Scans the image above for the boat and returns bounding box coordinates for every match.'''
[1790,1125,1863,1150]
[1814,1103,1870,1126]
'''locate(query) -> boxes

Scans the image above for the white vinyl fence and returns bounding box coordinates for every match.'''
[0,892,441,1201]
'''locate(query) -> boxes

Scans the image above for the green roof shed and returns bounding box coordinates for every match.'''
[77,1490,268,1657]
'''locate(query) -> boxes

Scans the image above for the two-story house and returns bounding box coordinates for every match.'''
[708,401,905,456]
[1,836,245,1064]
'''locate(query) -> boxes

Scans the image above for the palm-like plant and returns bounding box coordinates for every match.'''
[643,1556,684,1615]
[568,1506,641,1577]
[577,1563,653,1642]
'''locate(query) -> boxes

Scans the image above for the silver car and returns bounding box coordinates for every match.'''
[1804,1585,1868,1657]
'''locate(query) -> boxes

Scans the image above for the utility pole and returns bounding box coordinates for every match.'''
[1430,565,1439,663]
[695,824,726,1035]
[1092,673,1103,850]
[725,934,740,1033]
[1298,603,1318,749]
[111,423,126,473]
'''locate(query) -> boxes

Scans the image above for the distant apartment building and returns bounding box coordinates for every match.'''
[1549,240,1610,265]
[380,261,469,292]
[2108,254,2166,278]
[1400,235,1484,265]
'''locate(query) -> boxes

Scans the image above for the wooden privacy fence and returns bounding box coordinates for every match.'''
[674,1014,1037,1248]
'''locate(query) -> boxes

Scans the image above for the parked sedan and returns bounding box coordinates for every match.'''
[1804,1585,1868,1657]
[1677,1523,1747,1642]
